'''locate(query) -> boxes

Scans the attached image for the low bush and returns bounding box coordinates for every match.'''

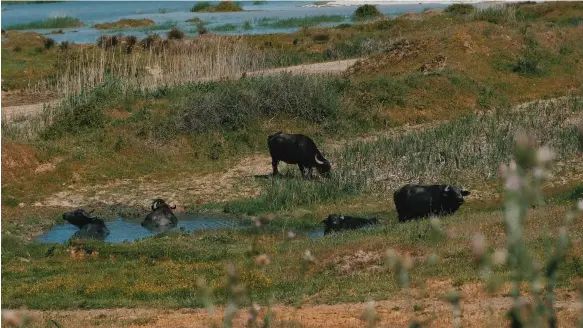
[44,38,55,50]
[167,28,184,40]
[354,4,382,19]
[444,4,475,16]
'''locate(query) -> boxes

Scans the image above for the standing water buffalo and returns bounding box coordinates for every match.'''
[393,184,471,222]
[322,214,379,235]
[267,132,331,179]
[62,209,110,241]
[141,199,178,229]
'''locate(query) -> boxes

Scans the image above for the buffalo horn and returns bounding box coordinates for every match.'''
[314,154,324,165]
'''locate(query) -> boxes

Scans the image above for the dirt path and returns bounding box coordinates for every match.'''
[0,59,361,122]
[4,293,580,327]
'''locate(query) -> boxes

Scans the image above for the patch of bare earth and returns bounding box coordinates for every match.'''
[39,155,273,208]
[4,288,579,328]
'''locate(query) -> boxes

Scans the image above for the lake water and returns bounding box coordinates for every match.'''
[36,214,326,243]
[1,1,451,43]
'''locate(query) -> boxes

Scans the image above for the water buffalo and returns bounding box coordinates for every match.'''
[62,209,110,240]
[141,198,178,229]
[72,218,110,241]
[62,209,95,228]
[393,184,471,222]
[267,132,331,179]
[322,214,379,235]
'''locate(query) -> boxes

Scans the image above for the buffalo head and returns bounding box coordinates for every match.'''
[314,154,332,176]
[151,199,176,211]
[62,209,96,228]
[442,185,471,206]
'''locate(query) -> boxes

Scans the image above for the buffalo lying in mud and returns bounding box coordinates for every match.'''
[62,209,110,241]
[267,132,331,179]
[393,184,471,222]
[141,199,178,229]
[322,214,379,235]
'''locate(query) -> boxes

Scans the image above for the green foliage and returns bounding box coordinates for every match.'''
[211,23,238,32]
[41,78,126,139]
[444,4,475,16]
[191,1,243,12]
[44,38,55,50]
[472,5,517,24]
[190,1,213,12]
[354,4,382,20]
[513,35,545,75]
[253,0,267,5]
[256,15,346,29]
[5,16,83,30]
[167,28,184,40]
[59,40,70,51]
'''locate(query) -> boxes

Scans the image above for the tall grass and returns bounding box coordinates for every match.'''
[5,16,83,30]
[30,35,270,98]
[471,4,517,24]
[219,96,583,214]
[338,97,582,192]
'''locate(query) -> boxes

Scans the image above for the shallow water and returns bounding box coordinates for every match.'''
[1,1,450,43]
[37,215,249,243]
[37,214,327,243]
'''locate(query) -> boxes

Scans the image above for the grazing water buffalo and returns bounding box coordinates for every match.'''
[267,132,331,179]
[141,199,178,229]
[322,214,379,235]
[62,209,110,240]
[393,184,471,222]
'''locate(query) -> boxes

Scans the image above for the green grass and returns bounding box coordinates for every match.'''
[2,193,581,310]
[214,95,583,216]
[5,16,83,30]
[139,20,178,32]
[256,15,347,29]
[93,18,155,30]
[210,23,239,32]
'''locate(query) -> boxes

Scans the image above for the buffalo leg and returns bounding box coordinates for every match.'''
[299,164,309,179]
[272,159,280,175]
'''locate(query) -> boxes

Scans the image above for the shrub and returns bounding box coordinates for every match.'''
[44,38,56,49]
[97,35,120,50]
[354,4,382,19]
[139,34,161,50]
[167,28,184,40]
[444,4,475,16]
[196,22,208,35]
[34,47,44,53]
[59,40,70,51]
[170,74,346,134]
[41,78,123,139]
[336,23,352,29]
[312,33,329,43]
[190,1,213,12]
[13,46,21,52]
[124,35,137,53]
[213,1,243,12]
[513,36,544,75]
